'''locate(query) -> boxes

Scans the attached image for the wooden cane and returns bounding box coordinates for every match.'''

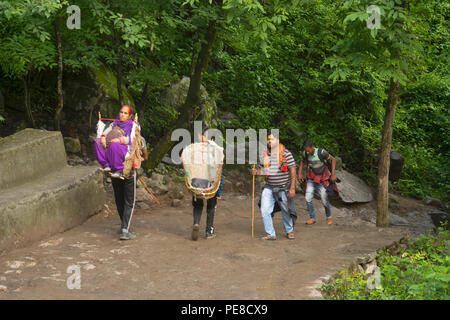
[138,176,161,205]
[252,164,255,239]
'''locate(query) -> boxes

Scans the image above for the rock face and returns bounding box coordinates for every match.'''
[145,174,168,195]
[0,129,106,252]
[161,76,218,128]
[423,197,448,210]
[335,169,374,203]
[428,209,450,230]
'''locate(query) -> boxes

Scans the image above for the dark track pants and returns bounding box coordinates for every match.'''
[192,195,217,231]
[112,175,136,231]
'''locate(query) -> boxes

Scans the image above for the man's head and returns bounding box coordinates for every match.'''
[197,126,209,143]
[267,133,279,149]
[303,139,315,156]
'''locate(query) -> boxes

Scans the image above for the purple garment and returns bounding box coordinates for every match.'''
[94,138,129,172]
[94,107,134,172]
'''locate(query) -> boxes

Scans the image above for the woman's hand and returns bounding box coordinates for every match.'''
[100,136,107,149]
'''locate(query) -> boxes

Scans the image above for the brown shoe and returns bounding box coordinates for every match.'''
[305,218,316,225]
[326,218,333,225]
[287,232,295,240]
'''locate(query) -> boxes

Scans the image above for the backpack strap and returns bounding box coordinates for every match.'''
[318,148,334,175]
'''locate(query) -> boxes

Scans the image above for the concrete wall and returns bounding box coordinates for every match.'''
[0,129,67,190]
[0,129,106,253]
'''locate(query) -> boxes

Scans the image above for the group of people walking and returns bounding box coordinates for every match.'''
[94,105,337,241]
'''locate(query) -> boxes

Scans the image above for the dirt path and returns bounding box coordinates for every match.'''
[0,187,413,300]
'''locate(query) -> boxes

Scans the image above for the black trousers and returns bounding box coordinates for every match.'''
[112,175,136,231]
[192,195,217,230]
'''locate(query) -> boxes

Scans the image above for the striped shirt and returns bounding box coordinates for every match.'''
[259,148,296,187]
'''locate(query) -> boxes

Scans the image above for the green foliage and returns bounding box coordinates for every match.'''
[0,0,447,204]
[391,73,450,202]
[322,225,450,300]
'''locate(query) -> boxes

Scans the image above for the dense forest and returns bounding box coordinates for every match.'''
[0,0,448,209]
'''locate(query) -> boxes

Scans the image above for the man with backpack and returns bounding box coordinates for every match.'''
[297,139,337,225]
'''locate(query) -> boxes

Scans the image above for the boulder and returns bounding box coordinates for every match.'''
[168,186,184,200]
[144,174,168,195]
[153,184,168,196]
[423,197,447,210]
[161,76,218,127]
[389,193,399,203]
[147,173,164,187]
[428,209,450,230]
[388,213,409,226]
[136,188,152,202]
[171,199,182,207]
[335,169,374,203]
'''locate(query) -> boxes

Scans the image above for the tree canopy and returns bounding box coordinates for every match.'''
[0,0,448,204]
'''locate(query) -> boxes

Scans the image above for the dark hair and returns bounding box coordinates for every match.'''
[302,139,314,149]
[202,126,210,135]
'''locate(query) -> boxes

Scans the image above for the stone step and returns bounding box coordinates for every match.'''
[0,129,68,190]
[0,165,106,252]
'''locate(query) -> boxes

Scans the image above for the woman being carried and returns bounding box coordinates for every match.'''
[94,105,134,178]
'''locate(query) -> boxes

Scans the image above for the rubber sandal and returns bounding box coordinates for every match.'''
[261,235,277,240]
[287,232,295,239]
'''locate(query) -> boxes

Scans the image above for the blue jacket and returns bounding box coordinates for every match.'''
[216,174,224,197]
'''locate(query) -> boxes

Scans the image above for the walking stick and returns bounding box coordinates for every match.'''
[138,176,161,205]
[252,164,255,239]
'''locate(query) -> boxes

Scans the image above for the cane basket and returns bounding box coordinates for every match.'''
[181,142,224,200]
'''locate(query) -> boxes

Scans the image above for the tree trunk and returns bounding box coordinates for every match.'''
[376,79,400,227]
[54,16,64,131]
[109,0,124,107]
[22,75,35,128]
[145,22,217,171]
[114,27,124,106]
[188,43,199,78]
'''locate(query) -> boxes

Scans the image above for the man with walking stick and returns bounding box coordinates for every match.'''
[251,133,297,240]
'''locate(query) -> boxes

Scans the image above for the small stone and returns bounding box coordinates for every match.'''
[168,187,184,200]
[171,199,182,207]
[389,193,399,203]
